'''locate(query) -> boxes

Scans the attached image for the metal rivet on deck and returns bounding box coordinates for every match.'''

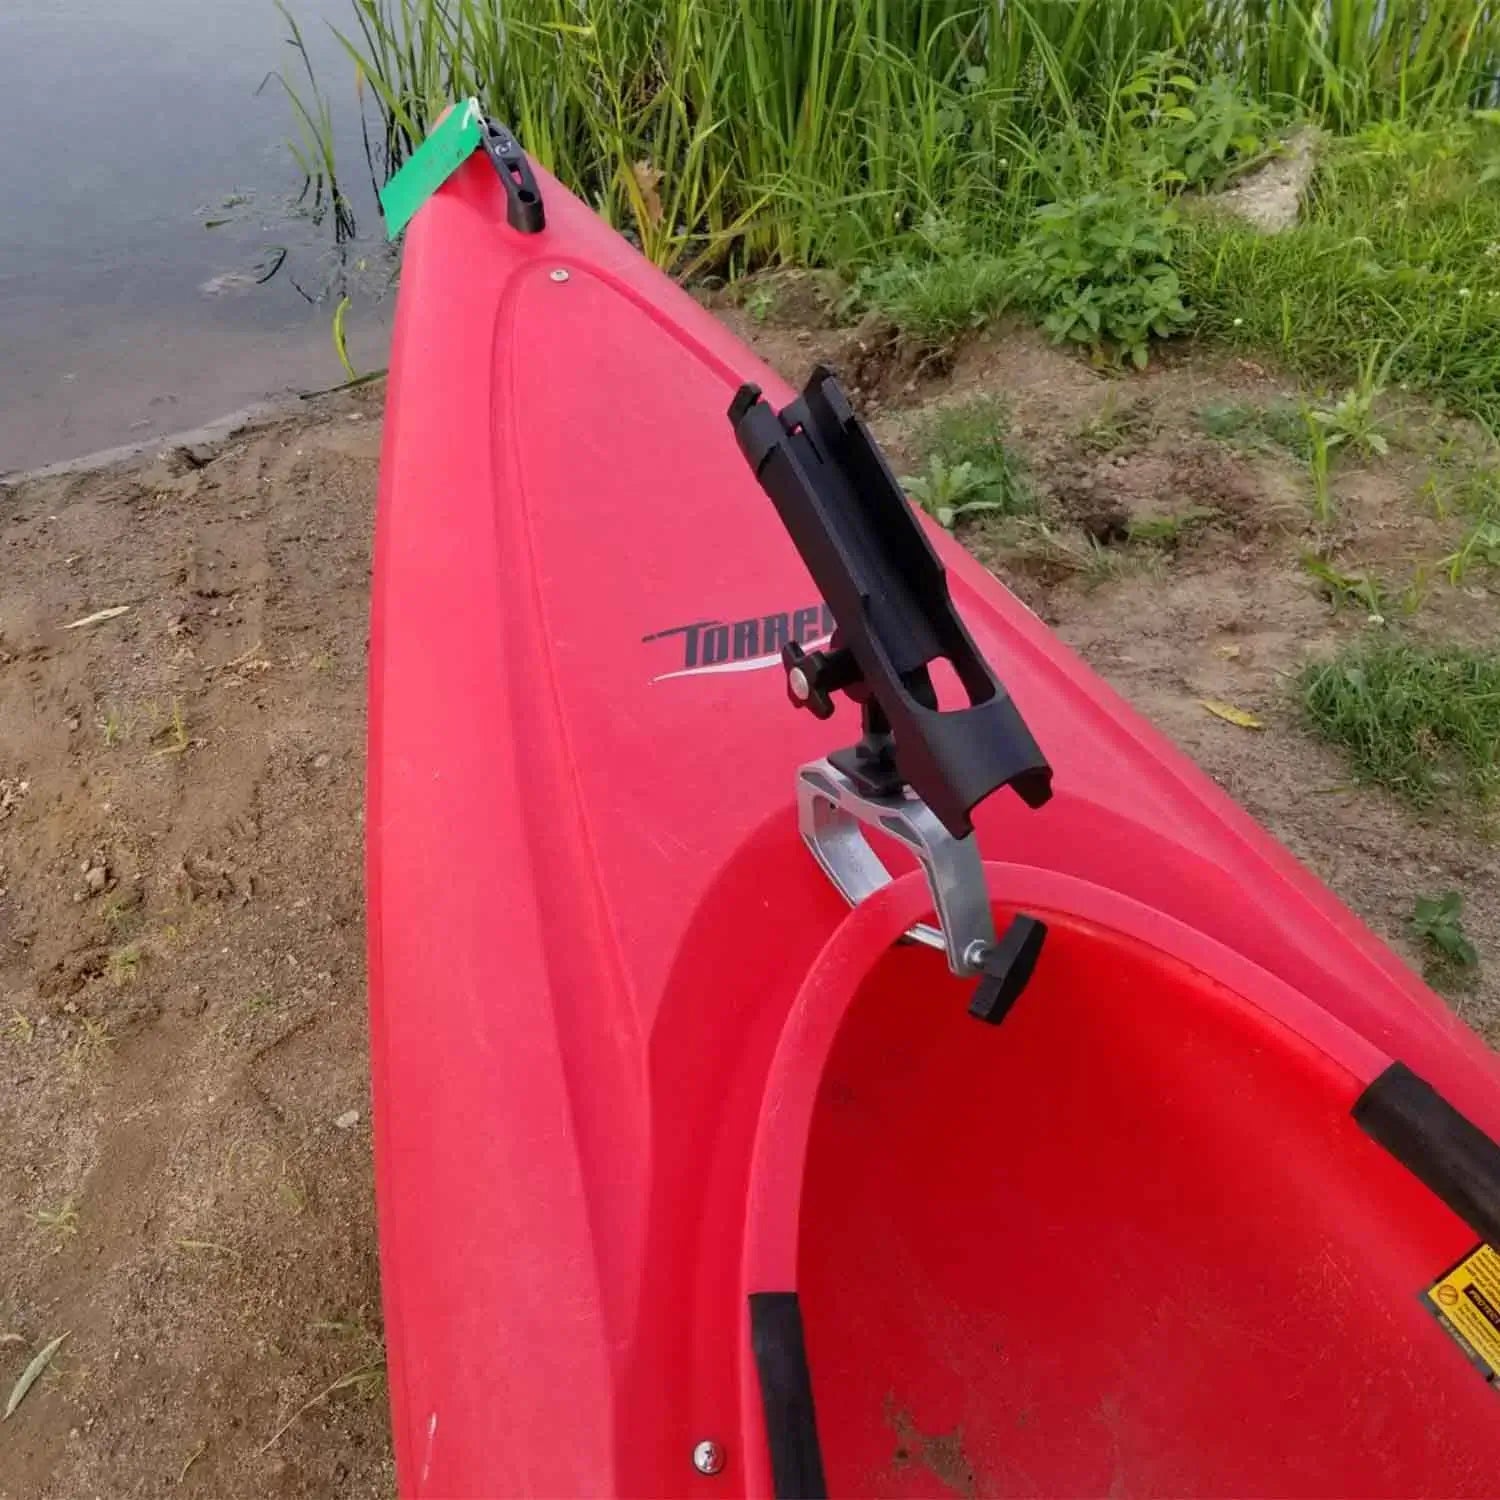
[549,268,570,282]
[692,1439,725,1476]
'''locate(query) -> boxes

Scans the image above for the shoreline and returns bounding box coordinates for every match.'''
[0,401,291,488]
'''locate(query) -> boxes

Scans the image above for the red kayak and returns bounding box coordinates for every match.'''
[369,123,1500,1498]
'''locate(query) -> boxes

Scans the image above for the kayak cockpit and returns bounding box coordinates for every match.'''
[741,869,1500,1498]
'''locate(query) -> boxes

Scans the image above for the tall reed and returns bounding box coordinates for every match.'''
[296,0,1500,268]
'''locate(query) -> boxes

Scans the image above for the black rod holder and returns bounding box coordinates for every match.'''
[729,367,1052,839]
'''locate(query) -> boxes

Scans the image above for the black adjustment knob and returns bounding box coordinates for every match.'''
[968,916,1048,1026]
[782,642,859,721]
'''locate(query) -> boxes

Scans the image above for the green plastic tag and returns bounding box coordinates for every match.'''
[379,98,483,240]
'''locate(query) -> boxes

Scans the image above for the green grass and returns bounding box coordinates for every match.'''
[1199,353,1408,528]
[1427,465,1500,583]
[849,253,1014,340]
[325,0,1048,272]
[265,1,356,240]
[1183,118,1500,424]
[287,1,1500,401]
[1299,640,1500,808]
[1002,519,1169,587]
[1197,398,1311,456]
[300,1,1500,253]
[1201,366,1400,468]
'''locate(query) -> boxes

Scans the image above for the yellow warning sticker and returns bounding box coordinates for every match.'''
[1426,1243,1500,1384]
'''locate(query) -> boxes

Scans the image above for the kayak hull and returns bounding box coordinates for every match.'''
[369,147,1500,1496]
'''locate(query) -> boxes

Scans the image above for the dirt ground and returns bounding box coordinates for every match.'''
[1,388,390,1498]
[2,305,1497,1497]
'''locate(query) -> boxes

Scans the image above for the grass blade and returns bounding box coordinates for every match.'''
[4,1333,68,1420]
[259,1361,384,1453]
[332,296,359,379]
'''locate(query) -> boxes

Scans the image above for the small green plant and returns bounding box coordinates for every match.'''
[1399,563,1433,616]
[151,700,189,757]
[1420,473,1450,521]
[276,1162,309,1217]
[1410,890,1480,989]
[1076,392,1153,453]
[1299,553,1387,615]
[3,1011,33,1045]
[33,1200,79,1245]
[1301,404,1336,523]
[1127,507,1219,546]
[1010,183,1193,368]
[1441,517,1500,583]
[1309,390,1389,456]
[69,1016,114,1070]
[106,945,142,987]
[902,396,1035,526]
[1299,641,1500,807]
[96,706,124,748]
[1119,56,1272,191]
[742,284,775,323]
[99,888,140,931]
[1307,349,1394,458]
[903,458,1016,529]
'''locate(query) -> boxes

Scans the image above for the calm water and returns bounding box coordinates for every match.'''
[0,0,392,473]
